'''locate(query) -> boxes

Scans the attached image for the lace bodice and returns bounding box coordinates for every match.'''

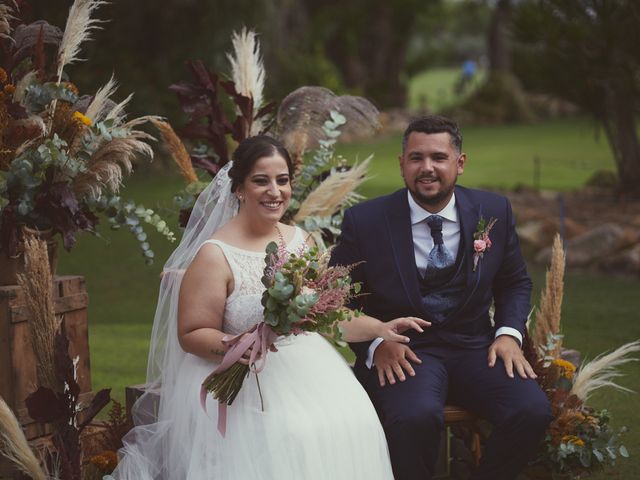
[200,227,307,335]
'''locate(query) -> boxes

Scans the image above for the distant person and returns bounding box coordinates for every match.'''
[455,59,477,95]
[331,115,552,480]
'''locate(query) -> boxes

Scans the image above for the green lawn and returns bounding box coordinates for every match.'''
[55,117,638,478]
[408,66,486,112]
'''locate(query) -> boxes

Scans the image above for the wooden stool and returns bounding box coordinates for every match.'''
[444,405,482,467]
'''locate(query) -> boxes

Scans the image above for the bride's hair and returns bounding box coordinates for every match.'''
[228,135,294,192]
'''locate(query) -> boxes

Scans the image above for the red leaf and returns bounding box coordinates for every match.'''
[25,387,68,424]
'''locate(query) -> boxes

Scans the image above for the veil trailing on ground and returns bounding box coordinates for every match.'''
[113,163,238,478]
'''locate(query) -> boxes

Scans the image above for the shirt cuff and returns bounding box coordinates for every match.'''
[495,326,523,346]
[365,337,385,369]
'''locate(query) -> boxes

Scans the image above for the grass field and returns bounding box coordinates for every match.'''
[54,115,638,478]
[408,66,486,112]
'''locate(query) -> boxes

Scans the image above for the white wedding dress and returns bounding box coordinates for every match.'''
[113,227,393,480]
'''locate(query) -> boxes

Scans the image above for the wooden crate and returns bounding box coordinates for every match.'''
[0,275,93,440]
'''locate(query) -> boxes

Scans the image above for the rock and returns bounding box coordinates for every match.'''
[517,218,586,251]
[535,223,626,267]
[378,108,420,134]
[600,242,640,276]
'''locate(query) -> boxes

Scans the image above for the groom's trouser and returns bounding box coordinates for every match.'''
[366,346,552,480]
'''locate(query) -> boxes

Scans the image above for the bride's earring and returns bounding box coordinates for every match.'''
[237,194,244,203]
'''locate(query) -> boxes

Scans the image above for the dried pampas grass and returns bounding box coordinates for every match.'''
[85,74,118,123]
[293,157,370,223]
[0,3,16,40]
[532,234,565,356]
[12,71,37,104]
[0,396,47,480]
[71,115,157,198]
[56,0,107,82]
[151,119,198,184]
[105,91,134,125]
[570,340,640,402]
[228,28,265,135]
[16,233,59,391]
[72,134,153,198]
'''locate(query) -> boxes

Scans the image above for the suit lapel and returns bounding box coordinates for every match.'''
[454,186,482,306]
[383,190,424,314]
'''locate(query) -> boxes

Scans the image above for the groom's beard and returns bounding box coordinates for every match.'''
[406,176,456,209]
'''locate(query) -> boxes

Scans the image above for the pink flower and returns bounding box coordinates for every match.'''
[474,239,487,253]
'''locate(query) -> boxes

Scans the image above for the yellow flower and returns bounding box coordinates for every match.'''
[552,358,576,379]
[72,111,92,126]
[0,68,7,84]
[561,435,585,447]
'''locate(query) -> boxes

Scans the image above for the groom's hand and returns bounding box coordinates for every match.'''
[373,341,422,387]
[488,335,537,379]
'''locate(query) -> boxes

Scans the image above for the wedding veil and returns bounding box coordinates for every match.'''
[132,162,238,425]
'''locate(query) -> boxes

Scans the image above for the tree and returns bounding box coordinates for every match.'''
[514,0,640,194]
[451,0,534,124]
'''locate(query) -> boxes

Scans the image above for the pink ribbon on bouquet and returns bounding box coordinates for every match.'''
[200,322,279,436]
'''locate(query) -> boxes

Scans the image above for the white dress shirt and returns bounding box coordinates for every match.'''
[365,191,522,368]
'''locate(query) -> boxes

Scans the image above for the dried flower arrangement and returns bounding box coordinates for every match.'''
[525,235,637,477]
[0,0,175,272]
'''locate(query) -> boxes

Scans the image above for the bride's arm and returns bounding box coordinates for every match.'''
[177,244,232,360]
[338,314,430,343]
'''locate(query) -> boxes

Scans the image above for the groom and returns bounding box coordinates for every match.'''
[331,116,551,480]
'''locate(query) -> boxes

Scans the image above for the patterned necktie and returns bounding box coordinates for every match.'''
[425,215,456,285]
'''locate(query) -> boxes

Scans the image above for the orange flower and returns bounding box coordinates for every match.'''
[3,84,15,95]
[72,111,92,126]
[0,68,7,84]
[89,450,118,473]
[64,82,80,94]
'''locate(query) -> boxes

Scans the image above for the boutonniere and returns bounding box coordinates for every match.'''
[472,216,497,272]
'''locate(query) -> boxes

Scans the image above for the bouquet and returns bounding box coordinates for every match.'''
[201,240,360,435]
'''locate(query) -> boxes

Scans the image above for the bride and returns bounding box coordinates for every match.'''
[112,135,428,479]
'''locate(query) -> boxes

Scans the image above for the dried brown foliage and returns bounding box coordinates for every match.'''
[101,400,132,452]
[151,119,198,184]
[532,234,565,356]
[16,233,60,391]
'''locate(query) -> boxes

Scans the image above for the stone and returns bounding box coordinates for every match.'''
[517,218,586,253]
[535,223,626,267]
[600,242,640,276]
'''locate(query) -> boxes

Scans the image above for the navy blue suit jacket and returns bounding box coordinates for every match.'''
[331,186,532,378]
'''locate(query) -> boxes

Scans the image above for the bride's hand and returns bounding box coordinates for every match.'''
[377,317,431,343]
[221,333,256,365]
